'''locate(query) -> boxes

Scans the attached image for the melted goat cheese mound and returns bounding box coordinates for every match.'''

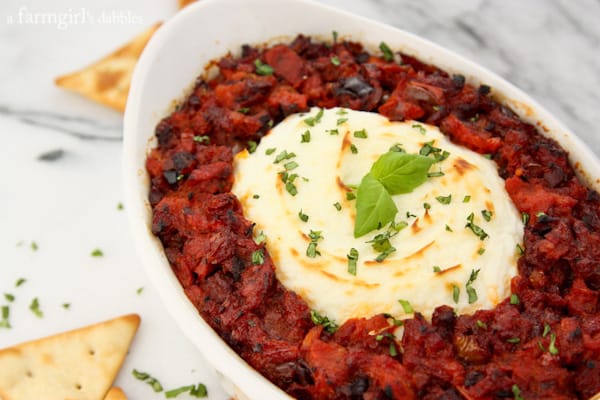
[232,108,523,324]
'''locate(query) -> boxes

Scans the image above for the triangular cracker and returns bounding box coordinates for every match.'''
[0,314,140,400]
[55,23,161,112]
[103,387,127,400]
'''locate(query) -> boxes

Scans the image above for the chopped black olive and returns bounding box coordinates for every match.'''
[335,76,374,98]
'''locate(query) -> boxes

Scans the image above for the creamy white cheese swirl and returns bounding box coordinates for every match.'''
[232,108,523,324]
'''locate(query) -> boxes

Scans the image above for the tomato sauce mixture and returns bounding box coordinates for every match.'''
[146,35,600,399]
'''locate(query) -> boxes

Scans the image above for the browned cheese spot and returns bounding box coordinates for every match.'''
[453,157,476,177]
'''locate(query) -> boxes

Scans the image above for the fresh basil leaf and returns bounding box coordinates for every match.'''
[370,152,435,195]
[354,173,398,237]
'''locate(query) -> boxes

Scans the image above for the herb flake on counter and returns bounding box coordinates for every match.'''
[62,303,71,309]
[132,369,163,392]
[136,287,144,295]
[29,297,43,318]
[117,202,124,210]
[0,306,10,328]
[31,241,38,251]
[4,293,14,302]
[165,383,208,398]
[15,278,26,287]
[91,248,104,257]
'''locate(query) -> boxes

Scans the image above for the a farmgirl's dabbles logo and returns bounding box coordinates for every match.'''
[4,7,144,30]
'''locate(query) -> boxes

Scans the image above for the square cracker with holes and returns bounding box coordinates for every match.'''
[0,314,140,400]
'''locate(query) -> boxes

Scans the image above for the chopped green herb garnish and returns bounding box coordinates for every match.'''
[465,269,480,304]
[327,128,339,135]
[379,41,394,62]
[433,266,441,273]
[516,243,525,255]
[304,108,324,127]
[332,30,338,43]
[136,287,144,295]
[543,323,551,337]
[337,118,348,125]
[521,212,530,225]
[252,194,260,199]
[436,194,452,205]
[375,247,396,262]
[452,284,460,303]
[463,195,471,203]
[389,342,398,357]
[481,209,493,221]
[512,384,524,400]
[427,170,445,178]
[31,241,38,251]
[251,249,264,265]
[334,202,342,211]
[254,231,266,245]
[91,248,104,257]
[285,181,298,196]
[331,56,341,66]
[536,211,547,218]
[4,293,15,302]
[477,247,486,255]
[419,141,450,162]
[507,337,520,344]
[254,59,274,76]
[247,141,258,154]
[353,129,368,139]
[336,108,348,115]
[15,278,26,287]
[347,248,359,275]
[510,294,520,305]
[298,210,309,222]
[398,299,414,313]
[284,161,299,171]
[310,310,338,333]
[62,303,71,309]
[306,230,323,258]
[265,147,276,155]
[301,130,311,143]
[29,297,43,318]
[346,191,356,201]
[466,213,489,240]
[446,224,453,232]
[350,144,358,154]
[423,202,431,210]
[476,320,487,329]
[238,107,250,114]
[273,150,296,164]
[389,143,406,153]
[193,135,210,144]
[412,124,426,135]
[117,202,124,210]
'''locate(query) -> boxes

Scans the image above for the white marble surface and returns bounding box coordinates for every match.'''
[0,0,598,399]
